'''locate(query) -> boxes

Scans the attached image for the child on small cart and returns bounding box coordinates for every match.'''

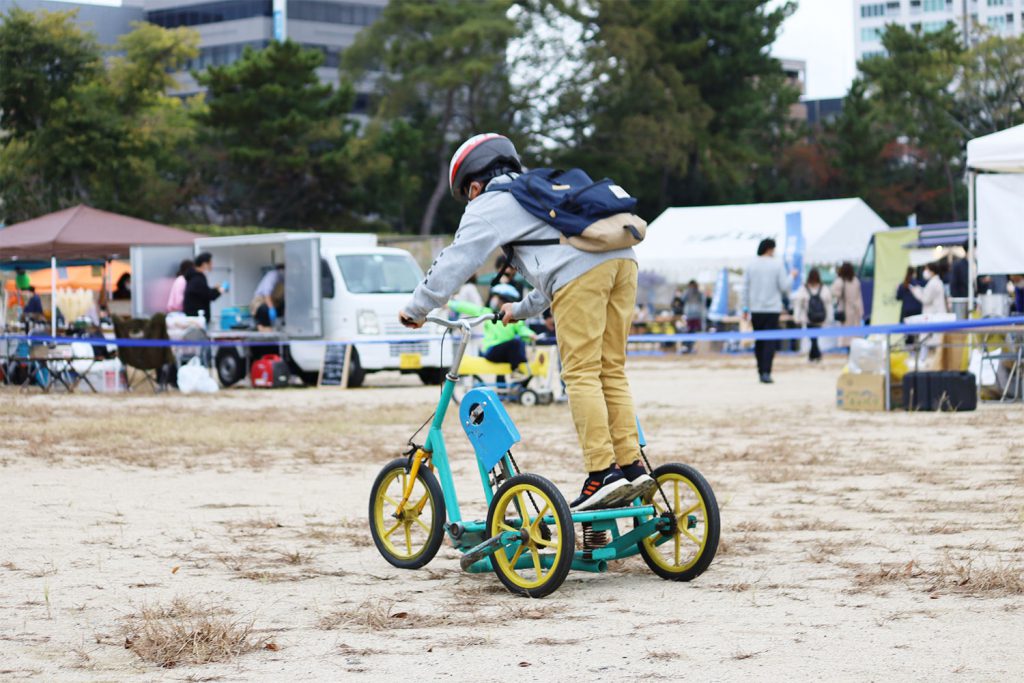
[449,283,535,377]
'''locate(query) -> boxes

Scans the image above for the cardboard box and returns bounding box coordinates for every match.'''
[836,373,886,412]
[940,333,969,372]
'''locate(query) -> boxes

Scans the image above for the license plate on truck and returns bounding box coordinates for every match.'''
[400,353,422,370]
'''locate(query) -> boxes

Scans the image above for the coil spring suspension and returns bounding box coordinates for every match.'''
[581,523,610,550]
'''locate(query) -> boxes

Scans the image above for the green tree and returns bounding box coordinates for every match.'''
[343,0,522,235]
[0,11,199,223]
[195,40,355,228]
[0,7,100,139]
[856,23,965,221]
[546,0,797,217]
[958,30,1024,136]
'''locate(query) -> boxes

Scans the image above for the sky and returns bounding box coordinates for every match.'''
[771,0,857,100]
[50,0,858,100]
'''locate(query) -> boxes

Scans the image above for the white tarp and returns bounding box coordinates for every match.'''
[976,174,1024,274]
[967,123,1024,173]
[635,198,888,283]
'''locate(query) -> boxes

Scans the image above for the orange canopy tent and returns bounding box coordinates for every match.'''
[1,205,199,334]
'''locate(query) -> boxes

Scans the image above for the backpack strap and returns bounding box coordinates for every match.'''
[490,239,560,287]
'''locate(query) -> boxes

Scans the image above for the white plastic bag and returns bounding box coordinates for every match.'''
[848,337,885,374]
[177,357,219,394]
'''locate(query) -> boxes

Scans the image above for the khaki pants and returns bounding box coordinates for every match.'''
[551,259,639,473]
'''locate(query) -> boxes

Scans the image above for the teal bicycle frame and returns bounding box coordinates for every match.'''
[420,314,674,575]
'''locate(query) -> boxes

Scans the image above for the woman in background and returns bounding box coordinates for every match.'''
[831,261,864,348]
[911,261,947,315]
[113,273,132,300]
[896,266,924,344]
[792,268,832,362]
[166,259,193,313]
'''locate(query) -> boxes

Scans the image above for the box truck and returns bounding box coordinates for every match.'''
[131,232,450,387]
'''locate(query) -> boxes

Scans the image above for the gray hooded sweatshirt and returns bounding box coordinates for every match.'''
[403,174,636,322]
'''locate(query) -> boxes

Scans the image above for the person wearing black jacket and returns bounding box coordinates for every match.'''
[183,252,223,321]
[949,241,970,299]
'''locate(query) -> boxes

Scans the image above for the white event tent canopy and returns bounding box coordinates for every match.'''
[635,198,888,283]
[965,122,1024,303]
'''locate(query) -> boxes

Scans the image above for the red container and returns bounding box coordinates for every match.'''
[251,354,289,388]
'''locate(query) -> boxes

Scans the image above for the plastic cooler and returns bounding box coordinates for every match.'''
[220,306,253,331]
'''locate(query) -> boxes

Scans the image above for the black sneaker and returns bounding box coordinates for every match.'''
[570,467,629,511]
[617,460,657,503]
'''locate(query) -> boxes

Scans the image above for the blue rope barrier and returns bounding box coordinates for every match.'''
[1,316,1020,349]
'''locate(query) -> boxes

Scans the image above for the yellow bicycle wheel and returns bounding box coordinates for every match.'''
[369,458,446,569]
[637,463,719,581]
[486,473,574,598]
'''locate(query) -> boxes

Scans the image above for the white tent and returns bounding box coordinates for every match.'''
[635,198,888,283]
[966,123,1024,290]
[966,122,1024,173]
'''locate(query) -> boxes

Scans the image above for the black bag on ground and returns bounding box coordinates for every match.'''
[902,371,977,411]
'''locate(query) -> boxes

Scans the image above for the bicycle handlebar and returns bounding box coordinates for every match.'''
[425,312,497,331]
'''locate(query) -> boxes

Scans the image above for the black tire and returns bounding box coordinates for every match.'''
[347,349,365,388]
[417,368,446,385]
[636,463,719,582]
[486,473,575,598]
[368,457,446,570]
[297,371,320,386]
[215,347,246,387]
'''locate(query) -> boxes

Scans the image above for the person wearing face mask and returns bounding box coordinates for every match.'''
[910,262,948,315]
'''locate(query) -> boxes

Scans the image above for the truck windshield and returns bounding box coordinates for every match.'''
[336,254,422,294]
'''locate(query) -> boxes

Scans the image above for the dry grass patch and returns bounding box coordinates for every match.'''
[122,598,269,668]
[851,554,1024,596]
[318,598,449,631]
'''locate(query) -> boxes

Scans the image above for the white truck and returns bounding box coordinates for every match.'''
[130,232,450,387]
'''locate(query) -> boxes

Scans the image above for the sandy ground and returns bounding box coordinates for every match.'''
[2,354,1023,681]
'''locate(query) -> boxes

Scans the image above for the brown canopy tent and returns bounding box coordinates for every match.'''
[1,205,200,335]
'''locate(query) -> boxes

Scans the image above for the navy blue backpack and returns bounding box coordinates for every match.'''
[486,168,647,284]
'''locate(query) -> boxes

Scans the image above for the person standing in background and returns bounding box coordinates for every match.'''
[456,276,483,307]
[911,261,948,315]
[742,238,789,384]
[949,241,970,300]
[183,252,224,322]
[166,259,193,313]
[113,273,132,300]
[896,266,924,344]
[791,267,832,363]
[831,262,864,347]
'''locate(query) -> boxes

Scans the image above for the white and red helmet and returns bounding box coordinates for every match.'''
[448,133,522,200]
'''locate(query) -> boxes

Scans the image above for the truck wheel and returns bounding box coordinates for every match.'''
[215,347,246,387]
[347,349,365,388]
[417,368,445,385]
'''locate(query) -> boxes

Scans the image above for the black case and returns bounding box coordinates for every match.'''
[271,360,290,388]
[902,371,977,411]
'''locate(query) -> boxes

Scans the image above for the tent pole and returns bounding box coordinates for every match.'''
[50,256,57,338]
[967,170,975,311]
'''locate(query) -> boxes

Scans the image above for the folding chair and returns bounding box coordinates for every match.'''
[112,313,176,392]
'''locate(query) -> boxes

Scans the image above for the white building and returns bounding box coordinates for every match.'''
[0,0,385,100]
[853,0,1024,61]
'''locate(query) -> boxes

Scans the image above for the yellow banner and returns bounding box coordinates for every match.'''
[871,228,919,325]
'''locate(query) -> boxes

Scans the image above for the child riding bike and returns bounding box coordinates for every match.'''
[399,133,654,511]
[449,283,535,376]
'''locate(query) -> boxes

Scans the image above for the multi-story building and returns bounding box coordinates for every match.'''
[0,0,145,45]
[0,0,385,102]
[146,0,386,97]
[854,0,1024,61]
